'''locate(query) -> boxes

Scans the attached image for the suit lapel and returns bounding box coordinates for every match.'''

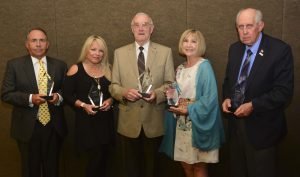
[232,44,246,84]
[128,43,140,79]
[46,57,56,80]
[146,42,156,70]
[24,55,39,92]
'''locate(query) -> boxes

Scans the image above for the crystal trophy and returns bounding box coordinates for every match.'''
[41,74,54,100]
[165,82,180,108]
[230,85,245,112]
[88,82,103,112]
[138,68,153,98]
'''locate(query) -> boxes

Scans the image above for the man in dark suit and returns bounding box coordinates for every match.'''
[1,27,67,177]
[222,8,294,177]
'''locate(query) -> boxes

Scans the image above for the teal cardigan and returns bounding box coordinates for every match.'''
[159,59,225,159]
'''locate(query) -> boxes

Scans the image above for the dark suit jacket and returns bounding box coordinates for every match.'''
[223,33,294,149]
[1,55,68,142]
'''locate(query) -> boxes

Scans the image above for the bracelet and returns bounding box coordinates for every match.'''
[80,102,85,108]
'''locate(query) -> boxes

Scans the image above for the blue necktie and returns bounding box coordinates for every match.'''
[238,49,253,92]
[231,49,253,110]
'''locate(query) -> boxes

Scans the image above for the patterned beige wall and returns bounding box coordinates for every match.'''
[0,0,299,176]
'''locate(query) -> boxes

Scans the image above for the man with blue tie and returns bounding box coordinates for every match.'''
[222,8,294,177]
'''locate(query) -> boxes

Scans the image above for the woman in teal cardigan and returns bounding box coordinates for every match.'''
[160,29,225,177]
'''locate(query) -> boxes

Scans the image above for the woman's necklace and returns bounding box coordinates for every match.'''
[94,77,101,90]
[84,62,102,91]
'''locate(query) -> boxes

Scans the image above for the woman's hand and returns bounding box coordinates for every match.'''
[168,98,192,116]
[168,105,188,115]
[99,98,113,111]
[82,103,98,115]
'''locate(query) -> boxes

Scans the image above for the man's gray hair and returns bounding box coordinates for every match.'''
[236,8,263,24]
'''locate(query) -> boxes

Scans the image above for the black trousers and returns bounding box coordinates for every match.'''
[119,129,162,177]
[230,119,277,177]
[85,144,109,177]
[17,121,62,177]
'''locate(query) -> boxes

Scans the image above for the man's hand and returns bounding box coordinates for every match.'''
[32,94,46,105]
[234,102,253,118]
[123,89,142,102]
[143,91,156,103]
[48,93,59,104]
[222,98,232,113]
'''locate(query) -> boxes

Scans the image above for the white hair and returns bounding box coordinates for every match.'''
[236,8,263,24]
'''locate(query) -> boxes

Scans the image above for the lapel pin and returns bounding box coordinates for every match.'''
[259,49,264,56]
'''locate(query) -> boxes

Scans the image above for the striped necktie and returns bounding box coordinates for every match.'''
[137,46,145,81]
[231,49,253,110]
[238,49,253,93]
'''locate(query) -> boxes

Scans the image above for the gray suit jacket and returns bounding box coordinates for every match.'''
[1,55,68,142]
[110,42,175,138]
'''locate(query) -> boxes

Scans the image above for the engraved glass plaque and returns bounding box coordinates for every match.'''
[41,74,54,100]
[166,82,180,108]
[138,68,153,98]
[88,82,103,111]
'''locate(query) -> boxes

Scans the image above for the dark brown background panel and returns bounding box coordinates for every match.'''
[54,0,187,66]
[0,0,299,177]
[0,1,58,177]
[278,1,300,177]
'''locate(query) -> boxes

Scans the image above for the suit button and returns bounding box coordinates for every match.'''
[140,105,144,108]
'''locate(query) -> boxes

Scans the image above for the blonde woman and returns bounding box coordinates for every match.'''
[160,29,224,177]
[63,35,114,177]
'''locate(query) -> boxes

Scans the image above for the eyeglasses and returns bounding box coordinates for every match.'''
[29,39,47,43]
[237,24,255,31]
[131,23,152,29]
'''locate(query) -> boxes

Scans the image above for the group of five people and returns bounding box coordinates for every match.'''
[1,7,294,177]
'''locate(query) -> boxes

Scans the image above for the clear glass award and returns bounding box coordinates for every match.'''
[41,74,54,100]
[88,82,103,111]
[138,68,153,98]
[230,85,245,112]
[165,82,180,108]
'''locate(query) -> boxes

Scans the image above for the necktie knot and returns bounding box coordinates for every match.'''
[38,60,45,70]
[38,59,44,65]
[139,46,144,52]
[247,49,252,57]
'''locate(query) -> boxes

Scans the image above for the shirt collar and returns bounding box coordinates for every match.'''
[31,56,47,65]
[246,32,262,54]
[135,41,150,53]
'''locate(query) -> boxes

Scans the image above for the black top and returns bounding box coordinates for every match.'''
[63,62,114,151]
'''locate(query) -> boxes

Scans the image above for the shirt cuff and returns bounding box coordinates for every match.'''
[55,93,63,106]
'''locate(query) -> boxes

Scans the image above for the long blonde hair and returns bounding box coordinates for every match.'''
[78,35,112,80]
